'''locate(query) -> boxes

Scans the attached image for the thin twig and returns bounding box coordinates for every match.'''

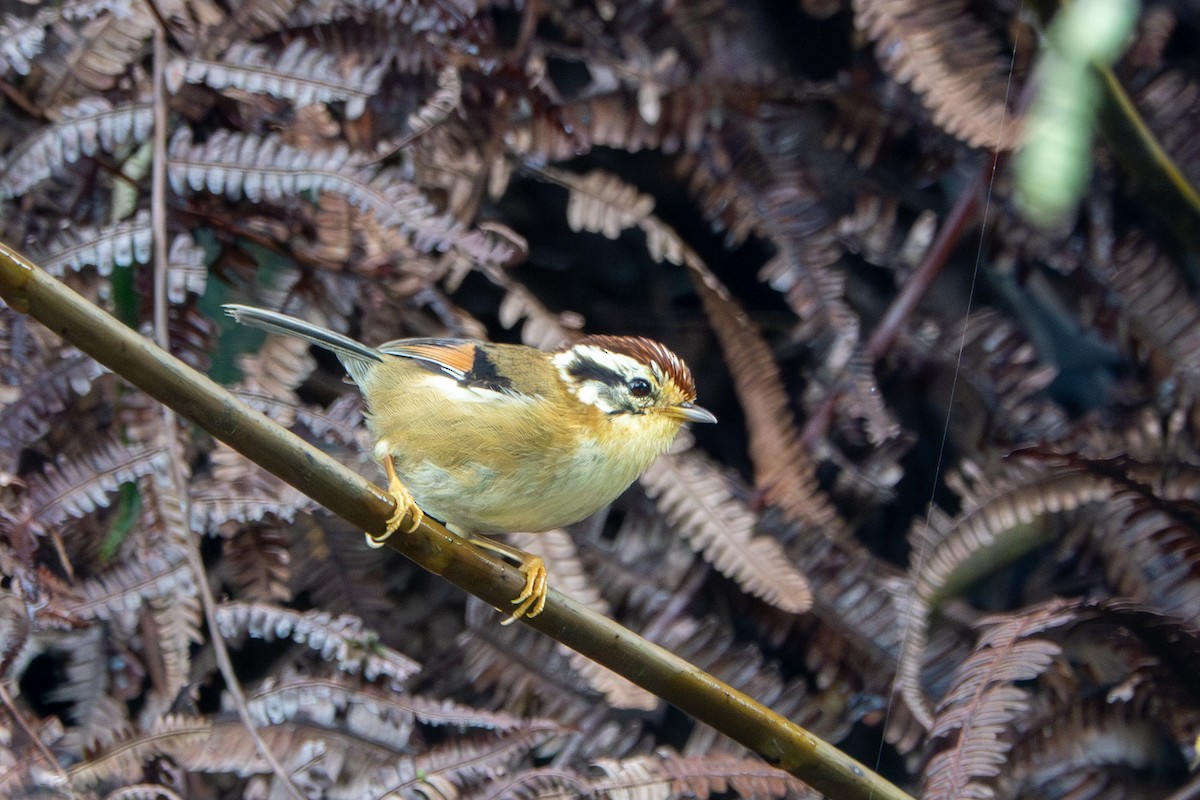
[149,21,306,800]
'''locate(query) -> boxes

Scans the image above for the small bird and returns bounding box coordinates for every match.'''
[223,304,715,623]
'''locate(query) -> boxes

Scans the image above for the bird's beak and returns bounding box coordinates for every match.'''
[676,403,717,424]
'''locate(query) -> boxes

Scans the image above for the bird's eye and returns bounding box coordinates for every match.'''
[627,377,652,398]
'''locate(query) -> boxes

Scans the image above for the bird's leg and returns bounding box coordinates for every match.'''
[467,535,548,624]
[367,454,424,548]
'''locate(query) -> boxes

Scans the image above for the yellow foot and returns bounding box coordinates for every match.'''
[366,456,424,548]
[502,555,548,625]
[467,535,549,625]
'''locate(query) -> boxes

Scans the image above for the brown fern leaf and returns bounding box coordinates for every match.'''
[457,596,622,723]
[508,87,723,163]
[40,2,162,109]
[641,450,813,614]
[915,308,1067,445]
[368,723,565,800]
[463,766,592,800]
[922,600,1077,800]
[143,589,203,708]
[66,714,211,790]
[1086,472,1200,622]
[219,523,292,602]
[686,262,842,539]
[510,530,658,710]
[214,601,422,687]
[1133,69,1200,190]
[288,519,394,628]
[0,99,152,199]
[166,233,207,302]
[561,169,657,240]
[47,624,132,752]
[236,333,317,424]
[372,63,463,155]
[0,349,105,461]
[1103,234,1200,384]
[0,5,59,76]
[897,460,1114,728]
[245,675,532,737]
[168,129,473,258]
[167,38,387,119]
[64,548,192,628]
[24,437,167,534]
[853,0,1022,150]
[591,749,813,800]
[1003,694,1191,800]
[26,209,152,278]
[838,191,937,268]
[189,442,313,531]
[179,714,419,791]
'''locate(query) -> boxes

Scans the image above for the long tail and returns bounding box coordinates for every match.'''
[223,304,382,385]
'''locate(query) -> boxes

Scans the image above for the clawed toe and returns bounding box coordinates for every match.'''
[501,556,548,625]
[366,456,424,548]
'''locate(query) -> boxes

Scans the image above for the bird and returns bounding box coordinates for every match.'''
[222,304,716,623]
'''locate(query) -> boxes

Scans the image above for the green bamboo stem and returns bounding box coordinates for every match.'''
[0,241,915,800]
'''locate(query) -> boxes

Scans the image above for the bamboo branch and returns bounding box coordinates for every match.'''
[0,242,915,800]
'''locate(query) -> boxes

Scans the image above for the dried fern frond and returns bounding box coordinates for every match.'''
[0,350,105,461]
[511,529,658,710]
[46,624,132,752]
[685,259,843,536]
[1102,234,1200,384]
[853,0,1021,150]
[562,170,656,240]
[31,209,151,277]
[288,520,394,629]
[244,675,534,738]
[143,588,204,706]
[214,601,422,687]
[236,334,317,424]
[369,722,565,800]
[897,460,1114,728]
[641,451,812,614]
[922,600,1074,800]
[0,98,152,199]
[23,437,167,534]
[165,232,207,302]
[168,128,485,259]
[66,714,211,790]
[189,442,314,531]
[591,749,813,800]
[1131,68,1200,194]
[456,597,623,723]
[219,523,292,602]
[0,6,58,76]
[39,2,161,108]
[1086,475,1200,622]
[167,38,388,119]
[63,548,192,630]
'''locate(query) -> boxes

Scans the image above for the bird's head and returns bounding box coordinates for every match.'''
[553,335,716,440]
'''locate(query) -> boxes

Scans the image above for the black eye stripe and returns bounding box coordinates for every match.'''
[566,357,625,387]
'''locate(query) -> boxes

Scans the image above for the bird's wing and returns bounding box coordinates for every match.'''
[377,338,518,396]
[378,338,475,380]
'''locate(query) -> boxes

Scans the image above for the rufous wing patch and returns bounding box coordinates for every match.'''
[378,338,477,380]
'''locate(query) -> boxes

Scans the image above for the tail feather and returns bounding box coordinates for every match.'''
[223,304,382,385]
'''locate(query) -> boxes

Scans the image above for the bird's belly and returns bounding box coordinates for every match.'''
[396,442,641,534]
